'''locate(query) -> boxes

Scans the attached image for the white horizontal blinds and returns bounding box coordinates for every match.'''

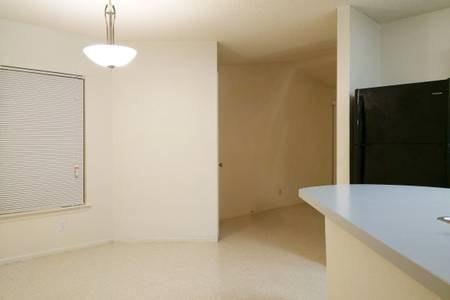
[0,67,84,214]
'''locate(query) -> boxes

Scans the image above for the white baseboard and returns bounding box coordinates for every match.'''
[0,236,218,265]
[116,236,219,243]
[220,202,303,221]
[0,239,113,266]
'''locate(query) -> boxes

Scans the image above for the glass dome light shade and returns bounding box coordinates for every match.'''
[83,44,137,68]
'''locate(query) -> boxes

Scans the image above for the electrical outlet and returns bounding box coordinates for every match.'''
[57,220,65,232]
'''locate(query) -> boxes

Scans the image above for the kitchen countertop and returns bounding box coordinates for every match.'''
[299,184,450,299]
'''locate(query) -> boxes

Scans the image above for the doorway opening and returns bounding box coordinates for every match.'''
[218,43,337,226]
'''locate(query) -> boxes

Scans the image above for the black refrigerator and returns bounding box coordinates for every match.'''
[351,79,450,188]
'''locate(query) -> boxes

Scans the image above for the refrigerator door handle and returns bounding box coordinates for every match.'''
[355,94,365,145]
[355,92,366,183]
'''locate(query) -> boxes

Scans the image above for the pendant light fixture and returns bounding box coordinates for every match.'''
[83,0,137,68]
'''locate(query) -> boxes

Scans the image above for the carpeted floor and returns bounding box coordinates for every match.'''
[0,204,326,300]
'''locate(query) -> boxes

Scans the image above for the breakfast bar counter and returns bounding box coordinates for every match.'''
[299,185,450,300]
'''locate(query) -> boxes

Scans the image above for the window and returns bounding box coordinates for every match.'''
[0,66,84,215]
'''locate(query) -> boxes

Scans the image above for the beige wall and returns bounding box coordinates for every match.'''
[326,218,442,300]
[219,63,334,220]
[111,42,219,241]
[0,19,114,262]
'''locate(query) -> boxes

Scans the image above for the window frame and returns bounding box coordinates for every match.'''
[0,65,87,217]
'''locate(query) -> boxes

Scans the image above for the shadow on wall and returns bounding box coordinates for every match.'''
[219,62,335,220]
[217,10,337,66]
[219,39,336,88]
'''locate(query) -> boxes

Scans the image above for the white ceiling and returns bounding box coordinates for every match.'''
[0,0,341,64]
[350,0,450,23]
[0,0,449,65]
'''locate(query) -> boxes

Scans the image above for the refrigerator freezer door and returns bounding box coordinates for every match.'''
[356,80,448,144]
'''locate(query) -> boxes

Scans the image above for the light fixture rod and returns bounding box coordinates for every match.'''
[104,0,116,44]
[83,0,137,69]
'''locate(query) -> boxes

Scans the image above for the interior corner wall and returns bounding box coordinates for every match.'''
[381,7,450,85]
[336,6,381,184]
[349,8,381,95]
[336,6,351,184]
[0,19,114,262]
[0,19,219,262]
[219,63,334,220]
[111,42,219,241]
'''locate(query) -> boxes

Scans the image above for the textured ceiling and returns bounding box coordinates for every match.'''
[0,0,449,66]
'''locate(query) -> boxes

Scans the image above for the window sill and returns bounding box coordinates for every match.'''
[0,204,91,222]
